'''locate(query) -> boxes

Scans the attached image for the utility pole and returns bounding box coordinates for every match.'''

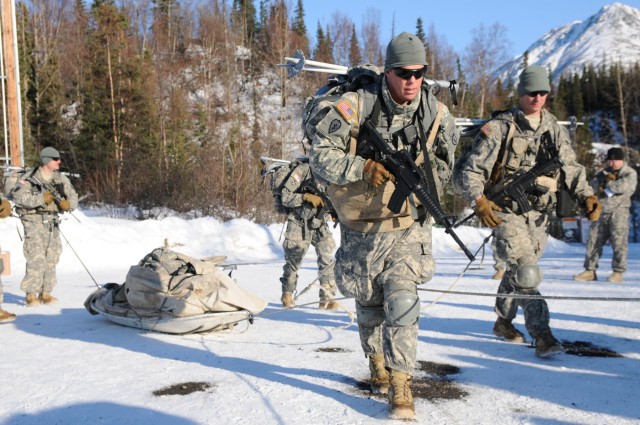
[1,0,23,167]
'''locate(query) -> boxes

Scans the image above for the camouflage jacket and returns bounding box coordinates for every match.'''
[11,167,78,216]
[461,108,593,212]
[309,77,457,233]
[591,163,637,213]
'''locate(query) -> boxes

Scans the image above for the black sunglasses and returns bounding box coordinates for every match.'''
[527,91,549,98]
[49,157,60,161]
[393,66,427,80]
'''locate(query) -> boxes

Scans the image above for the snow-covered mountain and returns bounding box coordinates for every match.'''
[495,2,640,84]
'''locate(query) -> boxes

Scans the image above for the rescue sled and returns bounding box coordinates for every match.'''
[84,248,266,335]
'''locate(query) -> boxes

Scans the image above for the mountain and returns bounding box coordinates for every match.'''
[495,2,640,84]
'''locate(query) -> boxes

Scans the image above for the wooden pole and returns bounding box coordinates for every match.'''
[1,0,22,167]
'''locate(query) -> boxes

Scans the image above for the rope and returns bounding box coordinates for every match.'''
[58,227,100,288]
[418,287,640,302]
[421,232,493,310]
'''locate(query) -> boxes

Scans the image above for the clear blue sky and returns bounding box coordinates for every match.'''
[297,0,640,59]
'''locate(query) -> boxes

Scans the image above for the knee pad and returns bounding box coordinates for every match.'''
[384,291,420,326]
[356,302,385,327]
[514,264,542,290]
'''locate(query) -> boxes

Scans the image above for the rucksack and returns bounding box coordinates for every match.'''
[3,167,29,199]
[265,158,307,215]
[301,64,382,144]
[451,112,515,195]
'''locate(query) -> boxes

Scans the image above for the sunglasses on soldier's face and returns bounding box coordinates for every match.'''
[527,91,549,98]
[393,66,427,80]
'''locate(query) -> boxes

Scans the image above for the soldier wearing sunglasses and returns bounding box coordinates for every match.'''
[309,32,457,420]
[459,65,601,358]
[10,147,78,307]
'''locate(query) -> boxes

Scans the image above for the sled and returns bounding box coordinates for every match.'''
[87,297,251,335]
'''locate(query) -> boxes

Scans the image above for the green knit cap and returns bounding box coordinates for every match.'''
[384,32,428,71]
[40,147,60,164]
[517,65,551,96]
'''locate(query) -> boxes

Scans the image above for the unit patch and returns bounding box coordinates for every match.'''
[329,119,342,134]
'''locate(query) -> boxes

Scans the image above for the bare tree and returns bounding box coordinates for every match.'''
[463,22,510,118]
[328,11,353,66]
[361,8,381,64]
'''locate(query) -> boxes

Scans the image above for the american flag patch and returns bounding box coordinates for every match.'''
[480,123,493,137]
[335,100,355,121]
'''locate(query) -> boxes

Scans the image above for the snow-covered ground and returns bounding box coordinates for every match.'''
[1,210,638,425]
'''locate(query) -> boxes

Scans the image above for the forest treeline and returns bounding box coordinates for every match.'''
[2,0,639,222]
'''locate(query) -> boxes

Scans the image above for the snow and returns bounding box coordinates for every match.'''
[1,210,639,424]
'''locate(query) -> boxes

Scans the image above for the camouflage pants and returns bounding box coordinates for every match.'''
[584,209,630,273]
[20,215,62,294]
[280,218,336,297]
[335,219,434,375]
[491,232,505,271]
[493,210,550,338]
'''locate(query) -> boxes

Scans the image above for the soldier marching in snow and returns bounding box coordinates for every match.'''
[574,146,638,283]
[309,32,457,420]
[10,147,78,306]
[275,158,338,309]
[459,65,602,358]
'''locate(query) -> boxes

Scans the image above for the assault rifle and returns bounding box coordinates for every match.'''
[298,178,338,226]
[454,155,565,228]
[362,120,475,261]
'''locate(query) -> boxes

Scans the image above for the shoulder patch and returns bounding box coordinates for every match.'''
[480,123,493,137]
[335,100,355,122]
[328,119,342,134]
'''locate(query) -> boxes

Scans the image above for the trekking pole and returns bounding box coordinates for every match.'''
[58,227,100,288]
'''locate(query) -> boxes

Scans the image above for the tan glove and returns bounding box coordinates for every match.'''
[363,159,395,187]
[475,196,503,228]
[0,198,11,218]
[303,193,324,209]
[605,172,617,181]
[584,195,602,221]
[58,199,71,212]
[43,191,55,205]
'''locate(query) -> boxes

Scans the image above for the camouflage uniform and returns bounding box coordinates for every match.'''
[584,163,637,273]
[279,162,337,298]
[461,108,593,338]
[492,233,505,272]
[310,78,457,375]
[11,167,78,295]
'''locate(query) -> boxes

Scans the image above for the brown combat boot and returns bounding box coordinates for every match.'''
[39,292,58,304]
[281,292,294,308]
[0,307,16,322]
[574,270,597,281]
[492,268,505,280]
[388,370,415,420]
[535,330,564,358]
[607,272,623,283]
[492,317,526,343]
[318,284,339,309]
[368,354,390,395]
[25,293,40,307]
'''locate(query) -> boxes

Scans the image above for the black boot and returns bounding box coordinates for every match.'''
[535,330,564,358]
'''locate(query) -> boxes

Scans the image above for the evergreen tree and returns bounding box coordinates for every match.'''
[232,0,258,46]
[348,24,362,66]
[415,18,425,42]
[291,0,309,53]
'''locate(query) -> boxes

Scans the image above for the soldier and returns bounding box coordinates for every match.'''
[0,195,16,322]
[460,65,601,358]
[309,32,457,420]
[10,147,78,306]
[574,147,637,283]
[462,66,602,357]
[278,158,338,310]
